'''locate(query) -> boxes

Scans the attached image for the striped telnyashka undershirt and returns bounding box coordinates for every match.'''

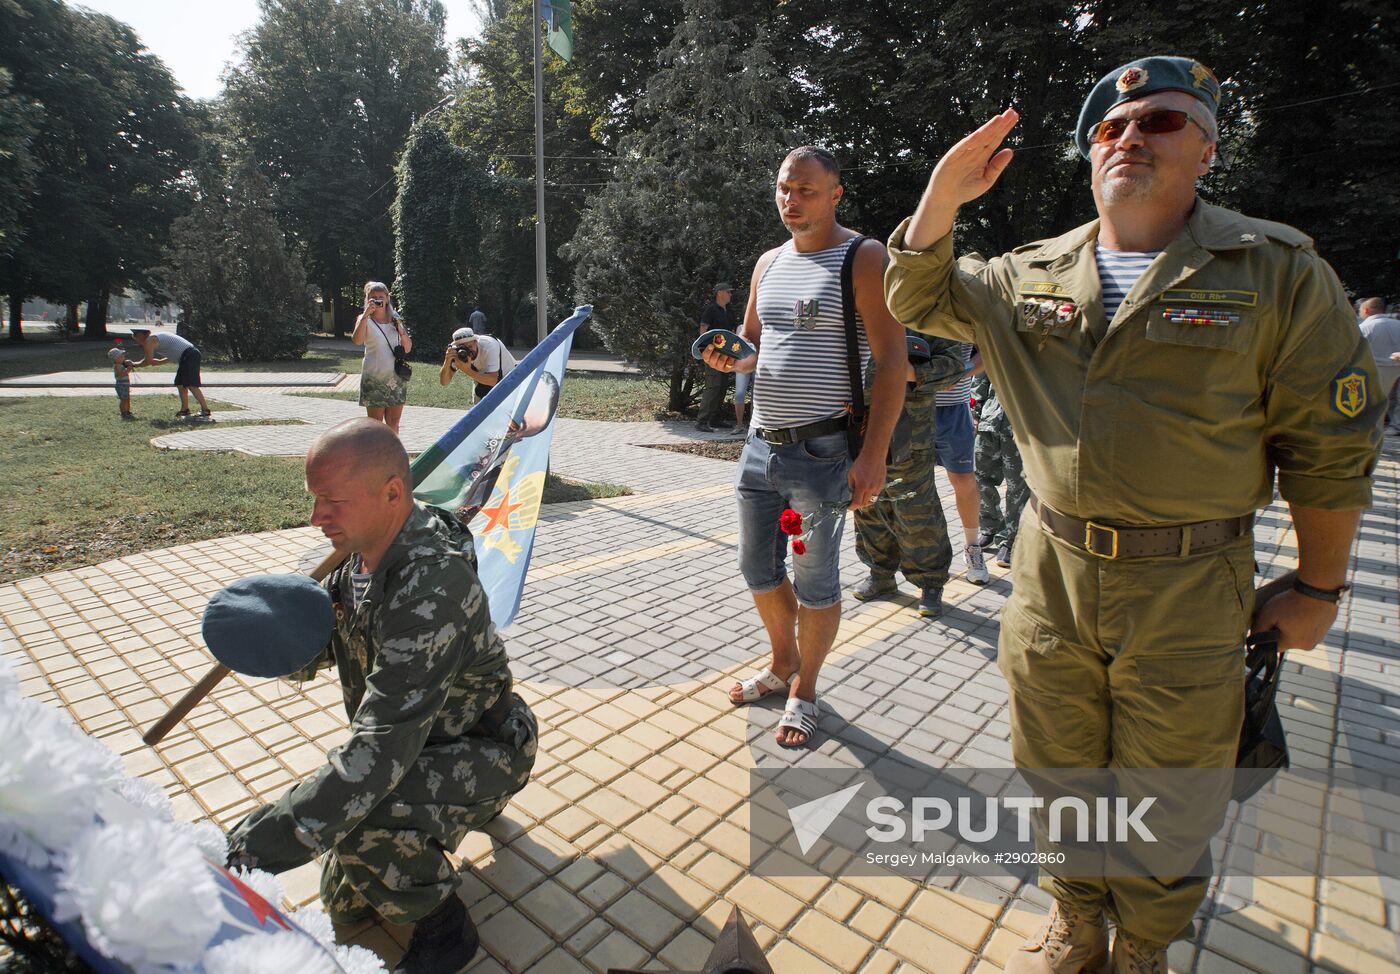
[1095,246,1161,322]
[751,236,869,430]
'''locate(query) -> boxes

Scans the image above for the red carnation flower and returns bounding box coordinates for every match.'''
[792,540,807,555]
[778,508,803,535]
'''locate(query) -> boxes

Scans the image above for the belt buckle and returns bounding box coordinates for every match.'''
[1084,520,1119,559]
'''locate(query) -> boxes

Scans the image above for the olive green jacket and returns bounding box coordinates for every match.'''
[885,201,1381,523]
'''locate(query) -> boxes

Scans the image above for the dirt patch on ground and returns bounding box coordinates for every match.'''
[642,441,744,462]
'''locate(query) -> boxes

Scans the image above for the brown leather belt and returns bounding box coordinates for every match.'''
[753,415,848,445]
[1028,493,1253,559]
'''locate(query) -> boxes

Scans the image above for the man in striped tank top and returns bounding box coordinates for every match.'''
[885,57,1381,974]
[705,146,908,748]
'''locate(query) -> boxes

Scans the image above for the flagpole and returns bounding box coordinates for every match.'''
[532,0,548,344]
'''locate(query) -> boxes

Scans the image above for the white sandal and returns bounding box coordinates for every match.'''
[729,667,793,705]
[776,696,820,748]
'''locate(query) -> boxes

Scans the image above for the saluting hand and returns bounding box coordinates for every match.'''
[926,108,1020,209]
[906,109,1020,252]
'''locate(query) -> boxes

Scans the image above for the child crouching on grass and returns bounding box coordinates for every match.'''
[109,346,138,420]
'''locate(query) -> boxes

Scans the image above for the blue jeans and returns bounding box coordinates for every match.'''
[735,430,852,609]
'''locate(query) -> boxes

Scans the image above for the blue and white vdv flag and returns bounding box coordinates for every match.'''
[410,305,591,628]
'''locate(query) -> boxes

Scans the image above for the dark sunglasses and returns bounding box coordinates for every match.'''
[1088,109,1212,145]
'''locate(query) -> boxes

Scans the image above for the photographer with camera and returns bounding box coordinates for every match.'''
[439,326,516,402]
[352,281,413,435]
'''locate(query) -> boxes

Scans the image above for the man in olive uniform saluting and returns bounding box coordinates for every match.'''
[884,57,1381,974]
[227,419,537,974]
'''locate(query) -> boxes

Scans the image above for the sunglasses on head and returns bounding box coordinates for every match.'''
[1088,109,1213,145]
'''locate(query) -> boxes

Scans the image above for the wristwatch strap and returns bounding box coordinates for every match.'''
[1291,577,1351,603]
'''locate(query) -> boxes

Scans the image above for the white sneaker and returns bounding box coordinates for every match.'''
[964,543,990,585]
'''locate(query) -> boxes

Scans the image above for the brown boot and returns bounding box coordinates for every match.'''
[1005,900,1109,974]
[1110,930,1167,974]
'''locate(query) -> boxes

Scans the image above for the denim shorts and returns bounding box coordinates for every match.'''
[734,369,752,405]
[114,379,129,399]
[735,430,851,608]
[934,403,975,473]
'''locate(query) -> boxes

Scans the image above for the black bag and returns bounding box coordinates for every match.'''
[840,235,912,465]
[374,318,413,380]
[1233,627,1289,803]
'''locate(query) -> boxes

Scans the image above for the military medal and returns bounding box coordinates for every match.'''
[793,298,820,330]
[1164,306,1239,327]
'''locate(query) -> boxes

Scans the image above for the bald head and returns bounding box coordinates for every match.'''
[307,418,411,484]
[306,420,414,563]
[1359,297,1387,319]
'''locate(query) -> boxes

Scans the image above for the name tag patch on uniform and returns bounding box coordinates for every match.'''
[1160,288,1258,308]
[1018,282,1069,298]
[1331,369,1368,418]
[1163,307,1240,327]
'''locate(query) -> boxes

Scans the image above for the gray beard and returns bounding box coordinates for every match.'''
[1100,166,1157,203]
[1101,176,1157,203]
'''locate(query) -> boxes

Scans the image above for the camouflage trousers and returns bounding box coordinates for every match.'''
[854,449,952,589]
[322,701,537,924]
[975,425,1028,546]
[231,696,537,925]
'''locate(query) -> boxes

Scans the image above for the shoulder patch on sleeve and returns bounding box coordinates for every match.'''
[1330,368,1369,418]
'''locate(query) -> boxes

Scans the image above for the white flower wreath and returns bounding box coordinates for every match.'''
[0,695,122,867]
[1,645,391,974]
[54,819,223,970]
[204,929,339,974]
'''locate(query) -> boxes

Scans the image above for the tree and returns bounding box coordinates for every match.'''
[567,0,797,411]
[0,0,196,341]
[0,67,40,260]
[392,119,505,353]
[769,0,1097,256]
[161,160,314,361]
[224,0,450,337]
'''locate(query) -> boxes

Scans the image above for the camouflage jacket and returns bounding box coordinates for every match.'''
[229,504,513,865]
[972,374,1010,434]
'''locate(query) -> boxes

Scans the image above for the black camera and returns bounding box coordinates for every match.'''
[371,298,385,308]
[392,345,413,380]
[454,344,474,362]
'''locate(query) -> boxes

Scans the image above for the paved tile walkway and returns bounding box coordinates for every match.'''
[2,378,1398,972]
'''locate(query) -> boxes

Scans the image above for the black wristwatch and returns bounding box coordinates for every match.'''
[1291,578,1351,603]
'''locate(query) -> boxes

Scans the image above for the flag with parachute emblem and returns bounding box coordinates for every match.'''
[411,306,591,627]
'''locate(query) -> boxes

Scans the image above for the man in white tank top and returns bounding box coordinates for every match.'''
[702,146,907,748]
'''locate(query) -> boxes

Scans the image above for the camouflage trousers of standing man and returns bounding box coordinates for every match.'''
[975,424,1028,547]
[854,448,952,589]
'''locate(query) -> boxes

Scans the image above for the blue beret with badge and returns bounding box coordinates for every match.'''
[691,328,756,362]
[201,573,335,678]
[1075,56,1221,159]
[906,335,932,364]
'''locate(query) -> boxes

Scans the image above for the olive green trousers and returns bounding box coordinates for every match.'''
[998,509,1250,946]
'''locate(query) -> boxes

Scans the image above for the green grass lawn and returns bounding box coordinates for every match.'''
[1,337,684,422]
[0,345,632,581]
[295,367,679,422]
[0,337,366,382]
